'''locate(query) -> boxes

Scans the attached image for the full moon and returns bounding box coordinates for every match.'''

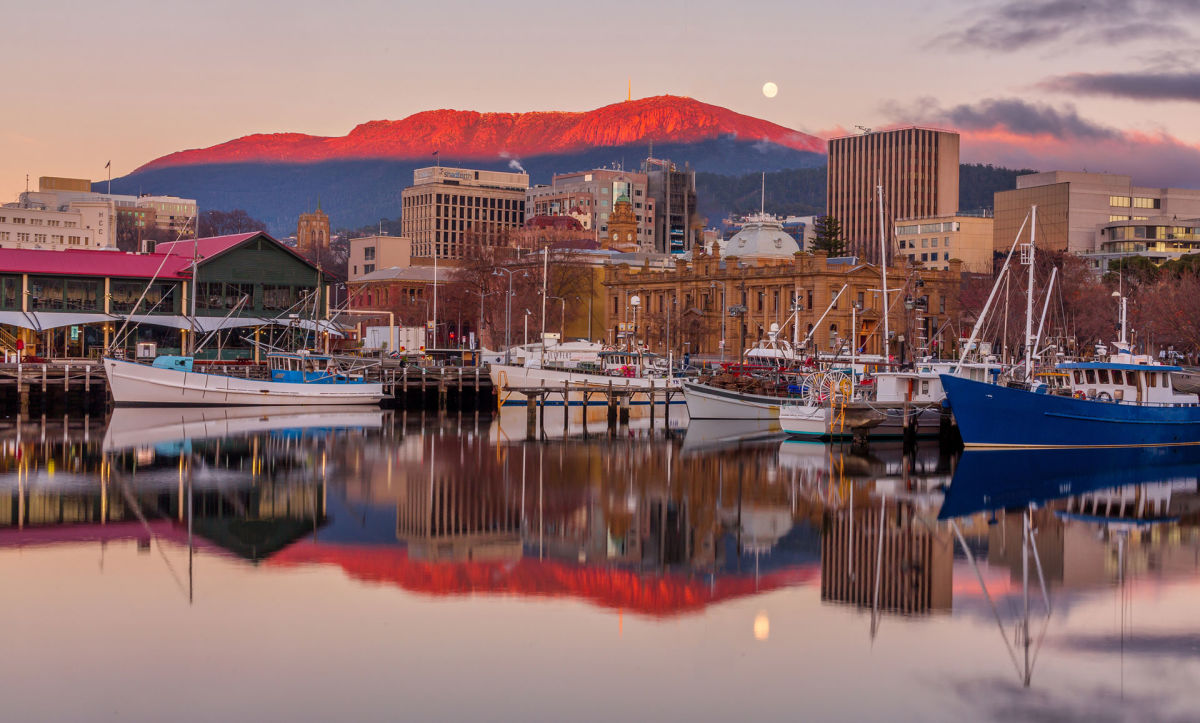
[762,82,778,98]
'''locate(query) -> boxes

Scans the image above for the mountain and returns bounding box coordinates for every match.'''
[136,96,824,171]
[107,97,827,233]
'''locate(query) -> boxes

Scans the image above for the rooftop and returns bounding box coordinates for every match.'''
[0,247,192,279]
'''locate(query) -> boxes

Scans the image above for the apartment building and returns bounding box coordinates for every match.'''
[400,166,528,261]
[827,128,960,264]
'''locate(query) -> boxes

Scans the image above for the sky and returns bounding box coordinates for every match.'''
[3,0,1200,198]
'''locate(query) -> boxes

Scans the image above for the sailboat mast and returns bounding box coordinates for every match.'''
[877,185,889,361]
[1024,205,1037,381]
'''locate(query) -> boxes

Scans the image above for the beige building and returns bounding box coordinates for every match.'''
[827,128,960,264]
[296,204,330,257]
[0,199,115,250]
[349,234,412,280]
[21,176,195,239]
[526,168,656,250]
[896,214,993,274]
[993,171,1200,255]
[401,166,528,261]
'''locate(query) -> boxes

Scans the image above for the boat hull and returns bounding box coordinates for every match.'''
[489,364,682,408]
[104,358,386,406]
[940,373,1200,448]
[682,382,784,420]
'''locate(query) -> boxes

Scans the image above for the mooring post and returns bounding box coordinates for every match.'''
[649,379,655,431]
[580,391,589,438]
[607,381,617,435]
[563,380,569,437]
[64,364,70,393]
[539,392,548,441]
[527,394,537,439]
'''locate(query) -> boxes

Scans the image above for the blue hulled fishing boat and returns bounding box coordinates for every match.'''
[942,345,1200,448]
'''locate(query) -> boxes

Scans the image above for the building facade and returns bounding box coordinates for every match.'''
[993,171,1200,257]
[526,169,655,250]
[348,234,413,280]
[896,213,994,274]
[21,177,195,239]
[0,231,330,358]
[604,246,963,360]
[296,204,330,257]
[643,157,699,254]
[827,128,960,264]
[0,200,115,250]
[401,166,528,261]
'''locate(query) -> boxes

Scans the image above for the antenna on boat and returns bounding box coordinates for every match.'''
[1022,206,1037,382]
[760,172,765,217]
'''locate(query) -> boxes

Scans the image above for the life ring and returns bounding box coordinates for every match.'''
[1072,390,1086,400]
[1096,391,1113,402]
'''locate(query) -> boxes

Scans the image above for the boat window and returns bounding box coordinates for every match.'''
[1150,372,1157,387]
[1074,370,1083,384]
[1085,369,1096,384]
[1111,370,1123,385]
[1098,369,1110,384]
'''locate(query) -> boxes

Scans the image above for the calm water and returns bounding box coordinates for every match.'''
[2,407,1199,722]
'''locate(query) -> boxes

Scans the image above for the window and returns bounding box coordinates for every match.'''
[944,237,950,246]
[1133,197,1160,209]
[364,246,376,261]
[921,253,928,261]
[943,252,949,260]
[1150,373,1158,388]
[364,264,375,274]
[262,285,297,311]
[1109,196,1131,207]
[930,238,937,247]
[921,238,928,248]
[1098,369,1110,384]
[1086,369,1096,384]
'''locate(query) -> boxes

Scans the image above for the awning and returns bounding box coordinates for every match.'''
[0,311,42,331]
[0,312,343,338]
[27,312,121,331]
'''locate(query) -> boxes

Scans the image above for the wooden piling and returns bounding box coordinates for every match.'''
[526,395,537,439]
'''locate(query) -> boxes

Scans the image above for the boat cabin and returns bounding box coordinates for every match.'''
[268,351,363,384]
[1057,362,1197,404]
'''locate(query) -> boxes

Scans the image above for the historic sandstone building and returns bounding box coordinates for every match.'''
[603,244,962,360]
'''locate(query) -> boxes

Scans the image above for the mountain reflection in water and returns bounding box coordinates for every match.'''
[1,408,1199,722]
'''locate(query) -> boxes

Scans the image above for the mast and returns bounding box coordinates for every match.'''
[1024,206,1037,381]
[877,185,889,362]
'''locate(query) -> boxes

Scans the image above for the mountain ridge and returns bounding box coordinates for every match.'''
[135,96,826,172]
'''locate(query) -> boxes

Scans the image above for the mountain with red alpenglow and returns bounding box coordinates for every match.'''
[136,96,825,171]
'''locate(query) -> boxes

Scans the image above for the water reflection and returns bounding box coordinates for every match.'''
[2,409,1200,720]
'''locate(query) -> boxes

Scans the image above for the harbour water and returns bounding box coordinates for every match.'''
[2,408,1199,722]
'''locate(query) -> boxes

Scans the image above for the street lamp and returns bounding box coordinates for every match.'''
[493,268,515,364]
[523,308,532,346]
[630,294,641,354]
[547,295,566,341]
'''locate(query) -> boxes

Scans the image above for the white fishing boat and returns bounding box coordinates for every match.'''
[104,351,387,406]
[103,405,386,451]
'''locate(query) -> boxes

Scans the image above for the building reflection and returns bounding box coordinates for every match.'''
[3,411,1200,619]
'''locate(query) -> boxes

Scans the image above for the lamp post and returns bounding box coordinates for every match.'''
[547,295,566,341]
[630,294,641,360]
[523,309,532,346]
[494,268,515,364]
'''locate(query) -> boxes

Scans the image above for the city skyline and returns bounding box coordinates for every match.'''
[3,0,1200,199]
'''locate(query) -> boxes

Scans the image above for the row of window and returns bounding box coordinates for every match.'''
[909,252,951,263]
[1109,196,1161,209]
[899,237,952,249]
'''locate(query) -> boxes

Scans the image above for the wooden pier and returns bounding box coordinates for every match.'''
[503,381,681,440]
[0,361,496,412]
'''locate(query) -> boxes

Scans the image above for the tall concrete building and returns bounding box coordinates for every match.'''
[993,171,1200,256]
[526,168,655,249]
[827,128,960,264]
[896,213,994,274]
[401,166,528,261]
[296,203,330,257]
[643,157,699,254]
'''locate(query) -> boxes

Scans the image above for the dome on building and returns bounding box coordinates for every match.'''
[721,214,800,259]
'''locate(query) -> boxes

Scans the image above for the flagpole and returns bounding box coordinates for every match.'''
[106,161,111,195]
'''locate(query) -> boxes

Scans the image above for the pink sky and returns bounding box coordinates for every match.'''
[2,0,1199,196]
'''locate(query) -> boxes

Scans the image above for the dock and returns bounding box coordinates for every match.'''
[0,361,496,412]
[503,381,681,440]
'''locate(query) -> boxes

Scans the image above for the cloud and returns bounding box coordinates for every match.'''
[938,0,1200,52]
[884,97,1117,141]
[1039,71,1200,102]
[881,96,1200,188]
